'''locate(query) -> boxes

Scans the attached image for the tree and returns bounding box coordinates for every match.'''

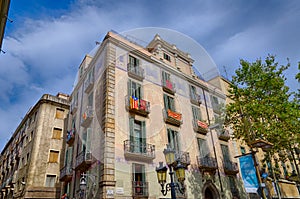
[225,55,299,155]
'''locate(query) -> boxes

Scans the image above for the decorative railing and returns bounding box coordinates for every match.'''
[81,106,94,128]
[193,119,208,134]
[84,75,94,93]
[218,130,230,141]
[132,181,149,197]
[223,161,239,175]
[59,165,73,182]
[66,128,76,145]
[70,102,78,115]
[125,95,150,116]
[175,151,191,168]
[75,151,94,171]
[190,94,201,105]
[197,156,218,173]
[124,140,155,160]
[127,63,145,81]
[163,109,182,126]
[162,79,176,94]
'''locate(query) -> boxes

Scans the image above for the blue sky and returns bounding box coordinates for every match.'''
[0,0,299,151]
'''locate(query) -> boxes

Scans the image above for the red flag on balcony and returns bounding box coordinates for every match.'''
[166,79,173,90]
[140,99,146,110]
[197,120,208,129]
[167,109,182,120]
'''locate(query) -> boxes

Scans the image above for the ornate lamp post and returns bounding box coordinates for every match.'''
[79,173,96,199]
[155,145,186,199]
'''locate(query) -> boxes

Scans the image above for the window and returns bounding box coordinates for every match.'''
[240,146,246,155]
[191,106,202,121]
[45,175,56,187]
[52,128,62,139]
[55,108,64,119]
[129,118,146,153]
[29,131,33,141]
[163,94,175,111]
[49,150,59,163]
[167,129,180,153]
[88,92,93,107]
[228,176,238,196]
[189,85,198,100]
[132,163,146,195]
[197,138,209,158]
[129,55,140,67]
[128,79,142,99]
[221,144,230,162]
[163,53,171,61]
[26,153,29,163]
[162,71,171,83]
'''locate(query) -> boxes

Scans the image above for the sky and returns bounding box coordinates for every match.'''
[0,0,299,151]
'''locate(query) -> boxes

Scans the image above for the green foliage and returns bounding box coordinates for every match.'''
[226,55,300,155]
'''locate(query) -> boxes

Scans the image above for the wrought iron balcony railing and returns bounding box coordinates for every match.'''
[127,63,145,81]
[223,161,239,175]
[190,94,201,105]
[162,79,176,94]
[81,106,94,128]
[163,109,182,126]
[124,140,155,161]
[75,151,94,171]
[132,181,149,197]
[84,75,94,93]
[197,156,218,174]
[125,95,150,116]
[175,151,191,168]
[193,119,208,135]
[218,130,230,141]
[59,165,73,182]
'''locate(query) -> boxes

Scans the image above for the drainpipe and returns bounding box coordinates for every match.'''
[202,89,224,195]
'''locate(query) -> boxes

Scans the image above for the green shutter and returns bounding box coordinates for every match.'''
[170,97,175,111]
[141,121,146,153]
[86,128,91,153]
[221,144,230,161]
[136,58,140,67]
[128,79,132,97]
[163,94,168,110]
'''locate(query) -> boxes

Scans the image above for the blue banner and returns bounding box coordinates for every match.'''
[238,154,259,193]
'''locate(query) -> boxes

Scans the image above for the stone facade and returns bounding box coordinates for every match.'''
[0,93,69,199]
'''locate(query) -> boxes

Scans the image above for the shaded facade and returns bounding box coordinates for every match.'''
[61,31,247,199]
[0,93,69,199]
[0,0,10,51]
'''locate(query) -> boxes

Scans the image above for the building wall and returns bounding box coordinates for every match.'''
[0,93,69,199]
[62,31,246,199]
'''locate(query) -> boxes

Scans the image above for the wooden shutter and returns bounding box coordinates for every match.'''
[52,128,62,139]
[49,150,59,163]
[55,108,64,119]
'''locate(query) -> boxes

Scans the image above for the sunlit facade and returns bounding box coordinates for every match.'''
[61,31,247,199]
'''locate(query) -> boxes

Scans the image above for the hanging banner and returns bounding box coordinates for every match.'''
[238,154,259,193]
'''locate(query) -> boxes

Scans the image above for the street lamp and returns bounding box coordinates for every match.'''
[79,173,96,199]
[156,145,186,199]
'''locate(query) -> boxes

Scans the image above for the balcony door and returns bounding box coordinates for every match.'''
[221,144,230,162]
[167,129,180,154]
[129,118,146,153]
[197,138,209,158]
[132,163,146,195]
[128,79,142,99]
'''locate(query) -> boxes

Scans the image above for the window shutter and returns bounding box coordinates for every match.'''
[170,97,175,111]
[86,128,91,153]
[163,94,168,110]
[141,121,146,153]
[129,117,134,142]
[221,144,230,161]
[136,58,140,67]
[128,79,132,97]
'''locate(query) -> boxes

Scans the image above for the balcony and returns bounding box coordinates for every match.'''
[223,161,239,175]
[132,181,148,197]
[197,156,218,174]
[84,75,94,93]
[70,103,78,115]
[125,96,150,117]
[124,140,155,161]
[218,130,230,141]
[175,151,191,168]
[190,94,201,105]
[66,128,76,145]
[127,63,145,81]
[75,151,94,171]
[193,120,208,135]
[81,106,93,128]
[163,109,182,127]
[59,165,73,182]
[212,103,223,114]
[162,79,176,95]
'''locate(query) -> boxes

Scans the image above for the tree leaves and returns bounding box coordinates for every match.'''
[226,55,300,155]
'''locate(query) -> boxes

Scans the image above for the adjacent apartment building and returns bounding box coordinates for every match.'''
[60,31,247,199]
[0,93,69,199]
